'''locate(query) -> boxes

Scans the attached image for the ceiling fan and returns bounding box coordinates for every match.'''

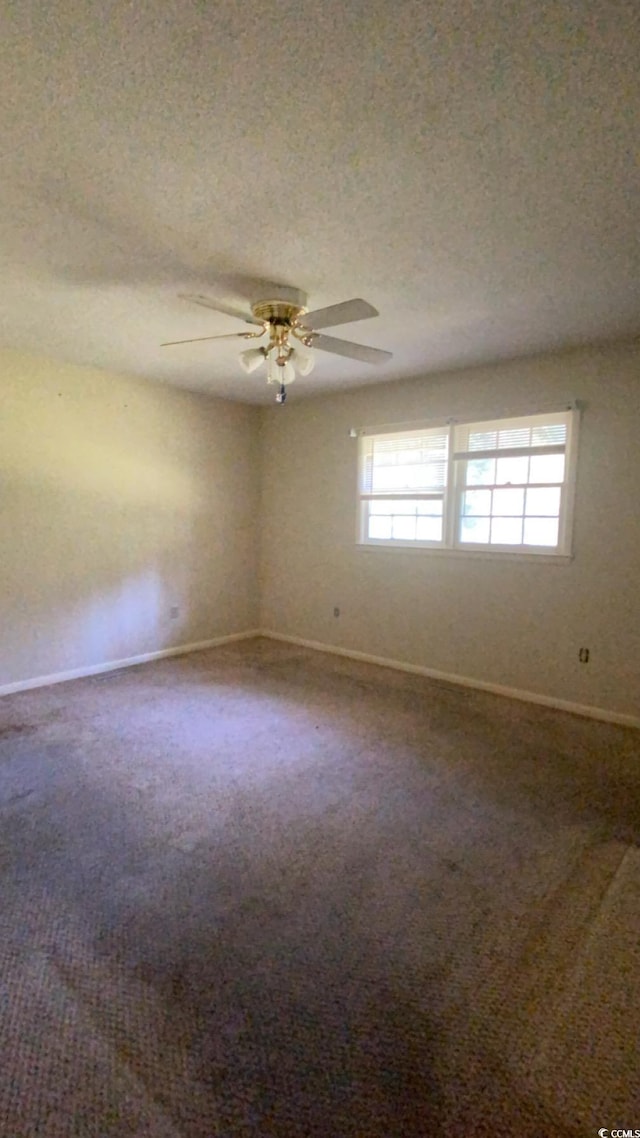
[161,286,392,402]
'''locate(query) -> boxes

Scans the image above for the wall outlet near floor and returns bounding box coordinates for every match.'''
[578,647,590,663]
[333,606,340,618]
[170,605,180,620]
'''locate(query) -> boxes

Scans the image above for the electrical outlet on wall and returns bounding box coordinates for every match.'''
[170,606,180,620]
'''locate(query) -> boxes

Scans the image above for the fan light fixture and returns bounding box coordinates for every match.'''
[240,342,315,384]
[162,288,392,403]
[290,347,315,376]
[239,347,266,374]
[234,298,318,399]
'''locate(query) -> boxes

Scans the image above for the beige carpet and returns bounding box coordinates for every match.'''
[0,637,638,1136]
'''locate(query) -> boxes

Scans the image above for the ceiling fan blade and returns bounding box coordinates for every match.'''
[178,293,262,326]
[311,333,392,365]
[298,298,379,331]
[161,332,257,347]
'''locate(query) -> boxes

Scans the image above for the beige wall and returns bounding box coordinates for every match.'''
[259,341,640,720]
[4,341,638,718]
[0,350,260,686]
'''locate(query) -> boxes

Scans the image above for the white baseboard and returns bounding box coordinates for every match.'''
[258,630,640,730]
[5,626,638,730]
[0,630,261,698]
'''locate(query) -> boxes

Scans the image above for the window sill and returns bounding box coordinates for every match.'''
[355,543,573,565]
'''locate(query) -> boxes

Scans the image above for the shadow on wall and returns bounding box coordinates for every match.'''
[0,464,255,683]
[0,357,260,685]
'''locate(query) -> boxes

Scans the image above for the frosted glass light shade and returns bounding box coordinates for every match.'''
[239,347,265,374]
[292,347,315,376]
[266,352,279,383]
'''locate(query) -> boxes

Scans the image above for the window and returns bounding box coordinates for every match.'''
[358,409,579,556]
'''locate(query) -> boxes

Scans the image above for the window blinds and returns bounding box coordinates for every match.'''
[361,427,449,497]
[453,413,569,462]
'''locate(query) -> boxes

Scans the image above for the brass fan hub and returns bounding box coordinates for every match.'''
[250,299,308,327]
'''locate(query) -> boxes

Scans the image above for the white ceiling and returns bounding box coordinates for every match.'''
[1,1,639,403]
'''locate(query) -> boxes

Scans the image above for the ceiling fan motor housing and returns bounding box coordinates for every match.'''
[251,291,318,367]
[251,284,307,311]
[250,299,307,327]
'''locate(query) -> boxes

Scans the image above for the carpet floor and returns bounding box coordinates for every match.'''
[0,637,638,1137]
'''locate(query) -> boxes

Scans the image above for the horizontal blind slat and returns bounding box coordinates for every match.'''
[361,492,445,501]
[453,443,565,462]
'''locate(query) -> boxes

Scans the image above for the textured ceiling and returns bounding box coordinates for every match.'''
[1,1,639,403]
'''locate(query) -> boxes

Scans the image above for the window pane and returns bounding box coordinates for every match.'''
[392,516,416,540]
[529,453,565,483]
[463,489,491,516]
[416,517,443,542]
[417,500,443,518]
[490,517,523,544]
[368,515,392,539]
[390,500,419,515]
[466,458,496,486]
[523,517,559,546]
[496,455,529,485]
[525,487,561,516]
[460,516,490,543]
[492,488,524,516]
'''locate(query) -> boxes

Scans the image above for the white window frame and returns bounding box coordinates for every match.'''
[357,407,580,558]
[358,421,450,550]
